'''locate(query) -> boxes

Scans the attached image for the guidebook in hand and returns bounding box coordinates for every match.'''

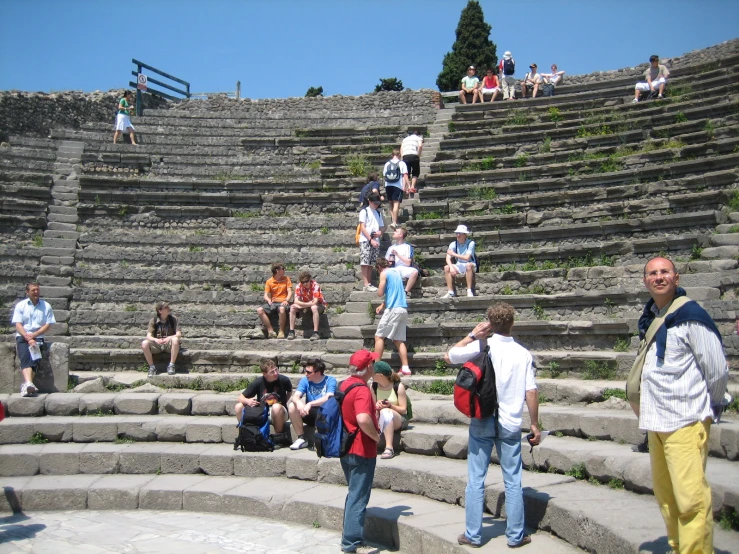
[260,392,280,405]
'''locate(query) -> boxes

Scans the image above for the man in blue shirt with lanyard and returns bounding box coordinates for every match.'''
[373,258,411,375]
[288,359,337,450]
[11,282,56,397]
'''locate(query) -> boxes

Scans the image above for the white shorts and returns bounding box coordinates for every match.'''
[480,87,500,94]
[635,77,667,91]
[375,308,407,342]
[393,265,418,280]
[452,262,471,275]
[115,114,135,132]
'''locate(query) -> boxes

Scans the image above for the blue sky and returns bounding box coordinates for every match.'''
[1,0,737,99]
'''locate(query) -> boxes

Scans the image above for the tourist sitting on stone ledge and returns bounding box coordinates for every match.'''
[235,358,292,436]
[11,282,56,397]
[520,63,543,99]
[288,271,327,341]
[288,359,337,450]
[479,68,501,102]
[384,227,419,298]
[257,262,293,339]
[458,65,481,104]
[539,64,566,96]
[371,361,409,460]
[141,301,181,377]
[633,54,670,103]
[443,225,477,298]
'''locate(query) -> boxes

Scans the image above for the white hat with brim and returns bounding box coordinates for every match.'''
[454,225,470,235]
[504,51,512,59]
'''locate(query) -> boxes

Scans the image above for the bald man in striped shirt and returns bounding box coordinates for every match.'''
[637,257,728,554]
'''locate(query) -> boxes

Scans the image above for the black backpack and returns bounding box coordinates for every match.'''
[384,160,401,183]
[359,181,379,207]
[453,240,480,273]
[503,58,515,76]
[233,404,274,452]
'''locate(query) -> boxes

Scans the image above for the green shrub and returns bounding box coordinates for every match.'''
[719,507,739,531]
[602,388,627,401]
[345,155,371,177]
[689,245,703,261]
[613,338,629,352]
[514,154,528,168]
[548,107,563,122]
[608,478,625,490]
[539,136,552,153]
[468,186,497,200]
[532,302,549,320]
[548,361,562,378]
[507,111,532,126]
[31,234,43,247]
[448,121,457,132]
[565,463,587,480]
[29,432,48,445]
[674,111,688,123]
[582,360,618,380]
[412,379,454,395]
[728,190,739,211]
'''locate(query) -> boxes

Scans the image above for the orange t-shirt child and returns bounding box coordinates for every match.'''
[265,276,293,303]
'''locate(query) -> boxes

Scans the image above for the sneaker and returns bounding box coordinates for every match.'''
[467,289,475,297]
[631,98,639,104]
[443,290,455,298]
[508,535,531,548]
[20,382,29,397]
[287,330,296,340]
[147,366,156,377]
[657,94,664,99]
[399,366,411,376]
[277,331,286,339]
[25,382,37,395]
[166,363,175,376]
[268,331,278,339]
[355,546,380,554]
[364,285,378,292]
[457,534,481,548]
[310,333,320,341]
[290,437,308,450]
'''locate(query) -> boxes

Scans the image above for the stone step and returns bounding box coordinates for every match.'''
[0,473,583,554]
[47,213,78,224]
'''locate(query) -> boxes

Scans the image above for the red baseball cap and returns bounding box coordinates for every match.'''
[349,350,380,370]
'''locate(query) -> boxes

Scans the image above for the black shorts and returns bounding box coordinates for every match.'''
[16,336,43,370]
[301,406,320,426]
[385,186,403,202]
[402,155,420,178]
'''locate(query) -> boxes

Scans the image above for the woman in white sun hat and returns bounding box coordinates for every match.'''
[444,224,477,298]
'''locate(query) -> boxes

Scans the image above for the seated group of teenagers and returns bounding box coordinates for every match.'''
[234,357,409,459]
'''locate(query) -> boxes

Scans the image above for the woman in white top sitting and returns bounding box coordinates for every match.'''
[372,361,410,459]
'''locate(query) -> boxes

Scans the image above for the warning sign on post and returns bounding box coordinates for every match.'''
[137,73,148,91]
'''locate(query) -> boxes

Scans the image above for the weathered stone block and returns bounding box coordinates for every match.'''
[79,393,116,414]
[442,435,468,459]
[185,419,224,443]
[0,445,42,476]
[39,443,81,475]
[156,420,187,442]
[34,420,74,442]
[158,392,195,415]
[22,474,100,510]
[118,444,171,474]
[72,420,118,442]
[182,476,239,513]
[139,474,209,510]
[400,432,442,456]
[117,419,158,441]
[285,453,319,481]
[161,444,210,474]
[79,444,121,474]
[88,474,155,510]
[7,394,47,417]
[45,393,81,416]
[0,419,35,445]
[113,393,159,415]
[233,452,285,477]
[191,394,227,416]
[199,445,235,476]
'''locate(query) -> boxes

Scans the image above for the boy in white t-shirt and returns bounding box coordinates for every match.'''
[385,227,419,298]
[443,224,476,298]
[358,193,386,292]
[382,149,409,228]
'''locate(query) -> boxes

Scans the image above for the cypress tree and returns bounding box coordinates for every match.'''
[436,0,498,92]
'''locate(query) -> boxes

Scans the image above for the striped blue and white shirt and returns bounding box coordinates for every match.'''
[639,305,728,433]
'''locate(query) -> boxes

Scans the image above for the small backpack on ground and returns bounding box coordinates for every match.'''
[233,404,274,452]
[384,160,401,183]
[372,381,413,420]
[315,382,366,458]
[453,241,480,273]
[503,58,515,76]
[454,339,498,422]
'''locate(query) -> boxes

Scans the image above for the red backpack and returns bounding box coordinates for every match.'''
[453,339,499,421]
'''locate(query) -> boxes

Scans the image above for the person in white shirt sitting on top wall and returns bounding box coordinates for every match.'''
[443,225,476,298]
[539,64,565,96]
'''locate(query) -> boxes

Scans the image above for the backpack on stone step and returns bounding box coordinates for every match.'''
[233,404,274,452]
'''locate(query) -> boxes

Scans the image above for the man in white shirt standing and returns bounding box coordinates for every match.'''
[633,257,728,553]
[400,130,423,194]
[358,193,385,292]
[11,282,56,397]
[385,227,418,298]
[445,303,540,549]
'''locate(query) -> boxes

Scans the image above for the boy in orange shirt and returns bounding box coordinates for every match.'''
[256,262,293,338]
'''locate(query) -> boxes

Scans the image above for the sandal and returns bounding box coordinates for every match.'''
[381,448,395,459]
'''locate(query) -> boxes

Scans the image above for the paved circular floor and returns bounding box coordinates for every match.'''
[0,510,363,553]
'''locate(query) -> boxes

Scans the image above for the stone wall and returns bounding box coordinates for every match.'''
[0,89,167,142]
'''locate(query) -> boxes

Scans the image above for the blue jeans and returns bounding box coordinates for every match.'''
[340,453,377,552]
[464,417,524,546]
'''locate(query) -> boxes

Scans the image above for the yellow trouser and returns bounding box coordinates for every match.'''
[648,418,713,554]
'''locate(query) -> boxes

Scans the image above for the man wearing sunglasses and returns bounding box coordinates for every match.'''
[288,359,337,450]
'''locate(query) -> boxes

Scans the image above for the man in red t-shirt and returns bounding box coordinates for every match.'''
[339,350,381,554]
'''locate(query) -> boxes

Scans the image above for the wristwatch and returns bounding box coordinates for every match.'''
[468,332,476,340]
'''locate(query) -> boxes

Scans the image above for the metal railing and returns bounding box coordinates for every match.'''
[190,81,241,100]
[128,59,191,115]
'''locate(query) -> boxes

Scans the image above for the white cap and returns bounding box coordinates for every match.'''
[504,51,512,59]
[454,225,470,235]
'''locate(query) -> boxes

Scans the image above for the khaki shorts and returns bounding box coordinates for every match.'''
[146,340,172,355]
[375,308,408,341]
